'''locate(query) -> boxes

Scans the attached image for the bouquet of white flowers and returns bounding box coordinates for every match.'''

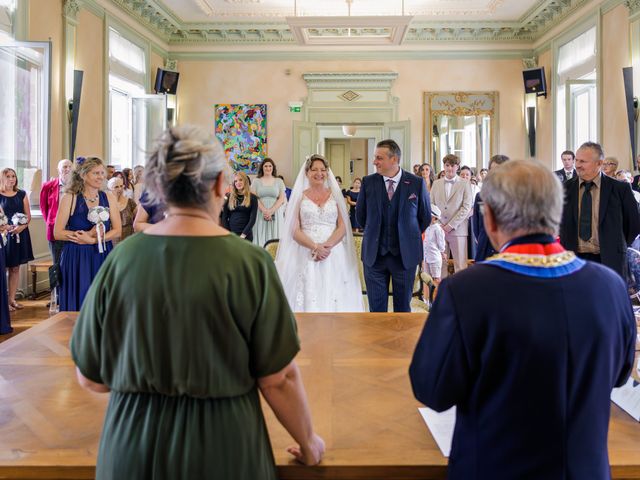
[88,206,110,253]
[0,211,7,246]
[11,213,28,244]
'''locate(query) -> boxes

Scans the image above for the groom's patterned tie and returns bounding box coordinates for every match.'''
[387,179,395,200]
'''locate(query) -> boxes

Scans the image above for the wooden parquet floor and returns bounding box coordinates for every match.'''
[0,295,51,343]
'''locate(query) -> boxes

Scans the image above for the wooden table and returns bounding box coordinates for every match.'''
[0,312,638,479]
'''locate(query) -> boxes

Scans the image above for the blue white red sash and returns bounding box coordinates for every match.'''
[483,242,585,278]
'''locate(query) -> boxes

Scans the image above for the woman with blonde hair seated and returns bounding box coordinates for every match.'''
[222,171,258,241]
[70,125,324,479]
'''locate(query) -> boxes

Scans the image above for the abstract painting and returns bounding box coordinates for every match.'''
[215,104,267,174]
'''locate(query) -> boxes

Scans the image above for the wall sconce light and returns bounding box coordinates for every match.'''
[342,125,357,136]
[525,94,537,157]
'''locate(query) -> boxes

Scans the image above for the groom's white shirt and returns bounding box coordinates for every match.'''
[382,168,403,195]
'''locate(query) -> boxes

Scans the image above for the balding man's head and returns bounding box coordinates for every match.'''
[58,159,72,184]
[482,160,563,237]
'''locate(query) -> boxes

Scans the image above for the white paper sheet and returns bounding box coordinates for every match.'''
[611,377,640,422]
[418,406,456,457]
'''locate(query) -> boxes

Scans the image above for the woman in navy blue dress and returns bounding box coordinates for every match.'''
[54,157,121,311]
[0,206,12,334]
[344,177,361,232]
[0,168,34,311]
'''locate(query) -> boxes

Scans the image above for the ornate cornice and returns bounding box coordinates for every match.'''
[102,0,610,46]
[109,0,180,38]
[626,0,640,15]
[303,72,398,90]
[63,0,81,20]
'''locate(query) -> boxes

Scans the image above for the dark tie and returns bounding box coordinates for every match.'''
[579,181,593,241]
[387,179,395,200]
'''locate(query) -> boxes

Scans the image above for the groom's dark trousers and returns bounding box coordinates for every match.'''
[356,171,430,312]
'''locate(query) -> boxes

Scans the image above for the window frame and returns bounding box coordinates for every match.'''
[104,16,151,167]
[0,39,51,215]
[552,17,601,169]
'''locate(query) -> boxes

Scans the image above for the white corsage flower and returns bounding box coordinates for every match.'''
[11,213,27,243]
[87,206,110,253]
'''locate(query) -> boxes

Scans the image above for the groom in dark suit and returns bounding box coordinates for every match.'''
[356,139,431,312]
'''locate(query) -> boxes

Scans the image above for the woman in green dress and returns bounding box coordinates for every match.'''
[70,125,324,479]
[251,158,286,247]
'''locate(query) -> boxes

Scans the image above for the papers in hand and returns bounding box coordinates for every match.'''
[611,377,640,422]
[418,406,456,457]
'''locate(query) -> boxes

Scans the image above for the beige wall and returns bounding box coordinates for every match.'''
[150,51,165,92]
[535,49,554,170]
[178,58,526,182]
[601,4,631,169]
[75,8,105,160]
[29,0,64,179]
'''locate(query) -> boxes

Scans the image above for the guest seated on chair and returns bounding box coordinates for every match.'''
[70,125,324,479]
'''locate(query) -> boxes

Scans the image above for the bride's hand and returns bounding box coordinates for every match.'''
[314,244,331,261]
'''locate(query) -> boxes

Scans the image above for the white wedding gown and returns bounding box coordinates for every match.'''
[287,196,364,312]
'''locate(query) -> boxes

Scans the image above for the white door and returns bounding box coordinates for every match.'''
[325,139,350,185]
[292,121,316,174]
[131,94,167,167]
[383,120,411,171]
[565,80,597,152]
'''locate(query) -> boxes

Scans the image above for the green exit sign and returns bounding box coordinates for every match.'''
[289,105,301,113]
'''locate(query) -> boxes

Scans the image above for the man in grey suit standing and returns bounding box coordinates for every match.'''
[430,154,473,275]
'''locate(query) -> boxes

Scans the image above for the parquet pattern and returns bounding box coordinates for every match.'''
[0,312,637,479]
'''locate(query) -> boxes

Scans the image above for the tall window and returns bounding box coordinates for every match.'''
[555,26,598,167]
[0,40,51,212]
[108,27,146,169]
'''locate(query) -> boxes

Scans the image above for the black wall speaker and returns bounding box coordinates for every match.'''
[527,106,536,157]
[69,70,83,160]
[154,68,179,95]
[623,67,637,170]
[523,67,547,98]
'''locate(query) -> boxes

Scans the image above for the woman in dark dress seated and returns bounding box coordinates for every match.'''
[70,125,324,480]
[222,171,258,241]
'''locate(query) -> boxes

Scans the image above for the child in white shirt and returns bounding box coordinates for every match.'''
[423,205,446,301]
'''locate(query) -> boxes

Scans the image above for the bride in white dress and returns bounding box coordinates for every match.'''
[276,154,364,312]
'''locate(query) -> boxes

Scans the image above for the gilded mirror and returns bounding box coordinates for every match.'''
[424,92,499,172]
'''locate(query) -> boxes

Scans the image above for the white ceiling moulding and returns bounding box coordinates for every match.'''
[286,15,413,46]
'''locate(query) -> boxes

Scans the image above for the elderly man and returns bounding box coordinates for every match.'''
[559,142,640,277]
[40,159,72,262]
[410,160,636,480]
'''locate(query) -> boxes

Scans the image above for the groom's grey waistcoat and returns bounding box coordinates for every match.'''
[379,187,401,257]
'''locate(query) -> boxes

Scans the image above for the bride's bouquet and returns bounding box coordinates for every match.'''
[88,206,110,253]
[0,211,7,246]
[11,213,28,244]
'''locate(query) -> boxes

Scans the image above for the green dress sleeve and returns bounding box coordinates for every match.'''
[69,256,112,384]
[249,250,300,378]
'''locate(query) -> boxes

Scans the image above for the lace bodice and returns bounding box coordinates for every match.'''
[299,196,338,243]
